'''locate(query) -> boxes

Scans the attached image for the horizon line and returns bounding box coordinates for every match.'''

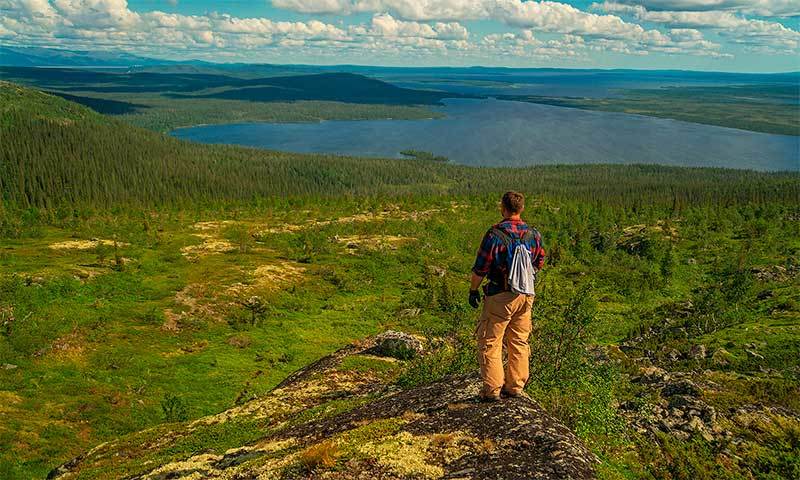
[2,44,799,76]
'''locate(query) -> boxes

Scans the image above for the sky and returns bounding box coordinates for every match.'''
[1,1,798,72]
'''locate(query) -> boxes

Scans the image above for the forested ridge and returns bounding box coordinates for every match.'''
[1,82,797,211]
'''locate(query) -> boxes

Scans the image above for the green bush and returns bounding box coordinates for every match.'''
[161,393,189,423]
[397,334,476,389]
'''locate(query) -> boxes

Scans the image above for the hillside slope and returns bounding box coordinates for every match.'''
[0,68,457,131]
[0,80,103,126]
[47,333,598,480]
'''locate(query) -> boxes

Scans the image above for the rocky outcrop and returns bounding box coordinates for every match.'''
[369,330,426,359]
[623,368,729,443]
[48,334,597,480]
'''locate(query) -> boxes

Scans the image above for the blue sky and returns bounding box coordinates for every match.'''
[1,1,798,72]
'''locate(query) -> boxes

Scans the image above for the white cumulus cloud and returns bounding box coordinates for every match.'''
[608,1,799,17]
[596,1,800,52]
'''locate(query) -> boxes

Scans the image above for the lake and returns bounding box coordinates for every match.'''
[172,99,799,172]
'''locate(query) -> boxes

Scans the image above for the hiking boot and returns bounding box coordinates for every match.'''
[500,389,523,399]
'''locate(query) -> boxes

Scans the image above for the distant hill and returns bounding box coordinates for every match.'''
[0,67,459,105]
[172,72,461,104]
[0,45,181,67]
[3,46,797,82]
[0,66,251,93]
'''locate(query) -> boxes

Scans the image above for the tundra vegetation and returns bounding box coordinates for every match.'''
[0,82,798,479]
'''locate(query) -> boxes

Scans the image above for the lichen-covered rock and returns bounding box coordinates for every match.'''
[635,366,669,384]
[621,370,730,444]
[688,344,706,360]
[711,348,733,366]
[661,379,702,397]
[48,333,597,480]
[370,330,425,359]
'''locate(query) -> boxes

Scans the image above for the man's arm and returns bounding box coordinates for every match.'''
[469,230,494,308]
[470,272,484,291]
[532,230,546,270]
[469,272,484,308]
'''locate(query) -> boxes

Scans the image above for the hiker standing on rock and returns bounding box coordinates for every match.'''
[469,191,545,402]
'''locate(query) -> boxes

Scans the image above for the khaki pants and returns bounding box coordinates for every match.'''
[475,291,533,397]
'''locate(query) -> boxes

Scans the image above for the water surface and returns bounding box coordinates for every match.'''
[172,99,799,171]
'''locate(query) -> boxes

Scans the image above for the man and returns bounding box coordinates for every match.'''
[469,191,545,401]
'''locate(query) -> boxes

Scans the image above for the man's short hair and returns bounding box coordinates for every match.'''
[502,191,525,214]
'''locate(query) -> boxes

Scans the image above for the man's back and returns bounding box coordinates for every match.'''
[473,218,545,295]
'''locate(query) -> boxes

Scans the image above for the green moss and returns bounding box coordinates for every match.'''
[339,355,401,375]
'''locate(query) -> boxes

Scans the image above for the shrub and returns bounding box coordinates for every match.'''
[298,441,340,472]
[529,282,597,388]
[226,224,253,254]
[161,393,189,422]
[397,333,475,389]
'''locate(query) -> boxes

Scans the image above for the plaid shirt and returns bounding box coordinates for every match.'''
[472,218,545,287]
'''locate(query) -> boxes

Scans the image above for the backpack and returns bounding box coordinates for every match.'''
[491,227,538,296]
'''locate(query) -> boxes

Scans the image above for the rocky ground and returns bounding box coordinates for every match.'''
[48,332,598,480]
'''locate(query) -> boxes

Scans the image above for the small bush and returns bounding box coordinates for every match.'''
[321,266,354,293]
[225,225,253,253]
[298,441,339,472]
[530,282,597,388]
[161,393,189,422]
[397,334,475,389]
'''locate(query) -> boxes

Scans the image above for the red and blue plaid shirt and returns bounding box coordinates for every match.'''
[472,218,545,287]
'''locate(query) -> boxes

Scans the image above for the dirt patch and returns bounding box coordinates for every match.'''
[254,204,467,236]
[255,223,306,235]
[0,391,23,414]
[335,235,415,252]
[252,263,306,286]
[622,221,679,240]
[181,233,236,260]
[49,239,129,250]
[192,220,239,231]
[226,262,306,297]
[161,309,181,332]
[227,335,253,349]
[47,330,86,363]
[162,340,210,358]
[162,284,220,332]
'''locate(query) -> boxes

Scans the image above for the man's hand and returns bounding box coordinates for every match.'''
[469,290,481,309]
